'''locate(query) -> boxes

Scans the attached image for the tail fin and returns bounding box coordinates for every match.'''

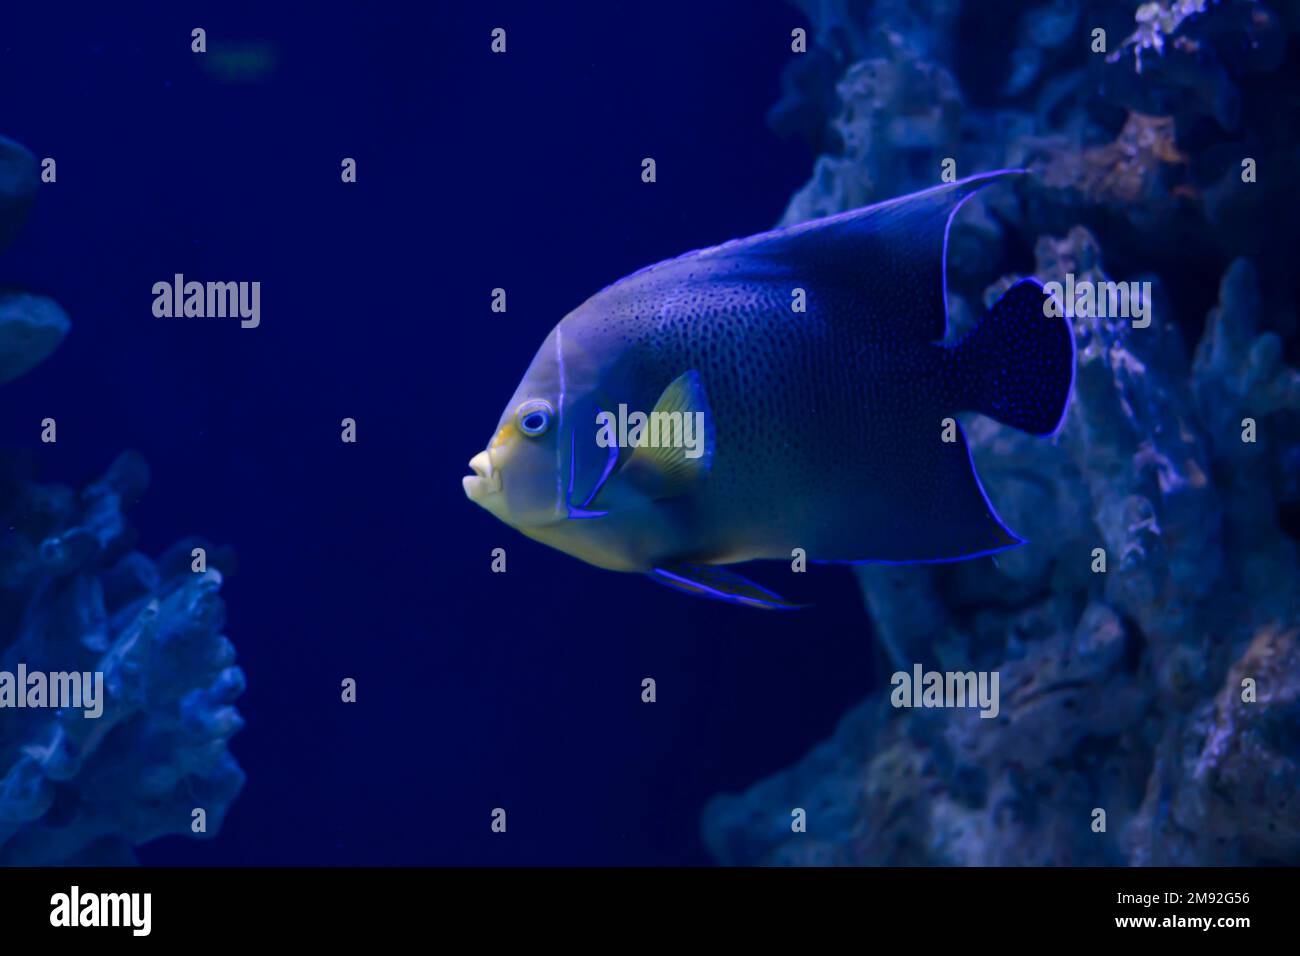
[947,278,1074,436]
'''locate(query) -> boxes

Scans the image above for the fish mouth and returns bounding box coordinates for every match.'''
[462,450,502,502]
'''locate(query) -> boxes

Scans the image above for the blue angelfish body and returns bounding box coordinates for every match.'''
[463,171,1075,609]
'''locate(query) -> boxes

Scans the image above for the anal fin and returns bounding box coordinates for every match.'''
[648,563,804,611]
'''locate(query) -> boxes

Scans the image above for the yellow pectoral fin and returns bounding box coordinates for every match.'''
[615,370,714,501]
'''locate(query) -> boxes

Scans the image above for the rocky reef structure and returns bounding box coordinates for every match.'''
[0,135,245,865]
[704,0,1300,865]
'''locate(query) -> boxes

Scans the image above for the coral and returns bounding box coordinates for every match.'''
[779,8,965,225]
[1108,0,1215,74]
[0,290,70,386]
[1034,111,1188,207]
[704,0,1300,865]
[1103,0,1285,130]
[0,134,245,865]
[0,135,38,255]
[0,454,246,865]
[1128,624,1300,864]
[0,137,68,385]
[1004,0,1082,96]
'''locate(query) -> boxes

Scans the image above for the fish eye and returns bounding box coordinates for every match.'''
[516,400,553,437]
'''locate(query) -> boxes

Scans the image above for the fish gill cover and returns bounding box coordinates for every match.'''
[703,0,1300,865]
[0,136,245,865]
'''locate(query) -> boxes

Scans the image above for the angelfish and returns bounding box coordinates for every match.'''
[463,172,1075,609]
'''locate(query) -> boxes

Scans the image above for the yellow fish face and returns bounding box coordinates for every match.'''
[464,396,567,529]
[464,321,631,550]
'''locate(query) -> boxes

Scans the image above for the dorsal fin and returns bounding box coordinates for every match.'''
[620,170,1025,342]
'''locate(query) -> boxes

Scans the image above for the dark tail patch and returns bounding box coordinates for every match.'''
[948,278,1074,436]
